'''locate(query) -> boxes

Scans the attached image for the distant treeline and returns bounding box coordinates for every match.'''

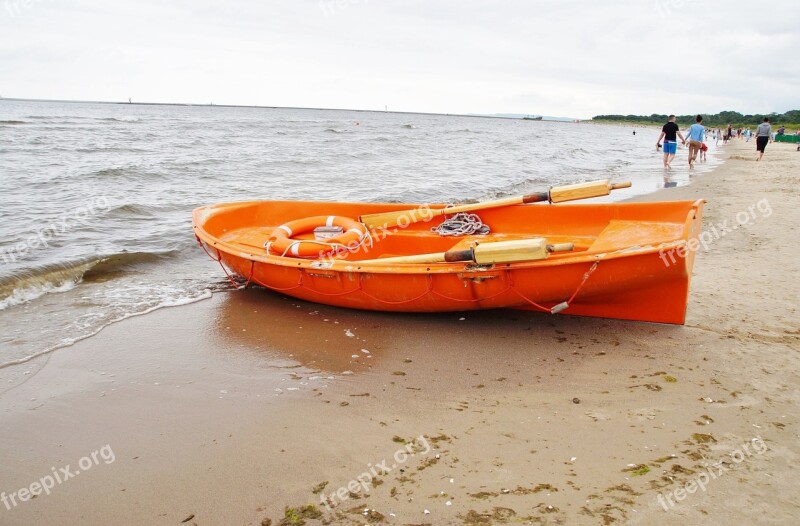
[593,110,800,128]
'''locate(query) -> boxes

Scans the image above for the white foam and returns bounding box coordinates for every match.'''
[0,279,80,311]
[0,289,213,370]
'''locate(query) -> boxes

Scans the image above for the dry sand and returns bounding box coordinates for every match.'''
[1,139,798,525]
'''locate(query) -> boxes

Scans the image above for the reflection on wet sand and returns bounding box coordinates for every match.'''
[213,287,403,373]
[210,286,632,380]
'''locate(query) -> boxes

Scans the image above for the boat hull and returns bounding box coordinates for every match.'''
[193,199,705,324]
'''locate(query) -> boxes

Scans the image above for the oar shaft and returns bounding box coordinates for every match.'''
[358,179,631,230]
[437,195,525,215]
[360,196,526,230]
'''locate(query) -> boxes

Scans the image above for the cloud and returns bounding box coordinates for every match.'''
[1,0,797,117]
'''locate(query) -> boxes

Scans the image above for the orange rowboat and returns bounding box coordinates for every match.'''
[192,198,705,324]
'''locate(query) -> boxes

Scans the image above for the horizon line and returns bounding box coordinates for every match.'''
[0,96,582,122]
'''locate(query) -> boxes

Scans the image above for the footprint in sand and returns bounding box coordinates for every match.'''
[585,411,611,422]
[627,408,658,421]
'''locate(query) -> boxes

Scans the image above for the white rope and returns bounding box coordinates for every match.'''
[432,212,490,236]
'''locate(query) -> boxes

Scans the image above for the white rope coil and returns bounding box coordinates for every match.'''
[432,212,490,236]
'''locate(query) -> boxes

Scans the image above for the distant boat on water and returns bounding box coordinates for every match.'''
[523,115,543,121]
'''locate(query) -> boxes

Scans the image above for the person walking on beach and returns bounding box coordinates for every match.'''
[756,117,771,161]
[686,115,705,167]
[656,115,685,169]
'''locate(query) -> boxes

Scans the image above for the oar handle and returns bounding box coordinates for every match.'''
[444,248,474,262]
[520,191,550,204]
[610,182,632,190]
[547,243,574,253]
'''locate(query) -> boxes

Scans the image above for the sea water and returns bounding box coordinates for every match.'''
[0,99,722,368]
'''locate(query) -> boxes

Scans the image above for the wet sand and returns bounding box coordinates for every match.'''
[1,139,798,525]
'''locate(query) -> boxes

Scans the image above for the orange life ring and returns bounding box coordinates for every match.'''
[266,215,367,258]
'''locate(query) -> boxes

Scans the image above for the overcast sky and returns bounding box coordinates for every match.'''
[1,0,797,118]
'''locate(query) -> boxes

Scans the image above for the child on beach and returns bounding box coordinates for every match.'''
[700,142,708,161]
[687,115,705,167]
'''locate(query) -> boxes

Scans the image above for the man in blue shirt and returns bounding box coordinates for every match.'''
[687,115,705,167]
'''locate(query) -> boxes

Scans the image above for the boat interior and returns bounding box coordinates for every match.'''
[198,200,699,263]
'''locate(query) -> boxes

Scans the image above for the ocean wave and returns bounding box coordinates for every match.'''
[97,117,141,123]
[459,176,555,203]
[86,166,159,179]
[401,124,416,129]
[283,158,320,166]
[0,251,178,310]
[102,203,160,218]
[324,128,345,133]
[75,147,150,154]
[16,116,140,125]
[25,115,92,120]
[81,251,178,280]
[94,167,134,177]
[0,278,80,311]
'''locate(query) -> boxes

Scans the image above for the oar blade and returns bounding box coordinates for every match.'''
[472,239,548,264]
[549,179,631,203]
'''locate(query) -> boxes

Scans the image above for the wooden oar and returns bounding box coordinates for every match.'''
[360,179,631,230]
[357,239,574,265]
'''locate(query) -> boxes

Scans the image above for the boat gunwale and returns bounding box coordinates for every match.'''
[192,199,705,275]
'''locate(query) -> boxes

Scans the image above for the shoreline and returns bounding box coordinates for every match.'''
[1,140,798,525]
[0,140,717,374]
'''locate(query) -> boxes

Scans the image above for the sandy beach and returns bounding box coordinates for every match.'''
[1,139,798,525]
